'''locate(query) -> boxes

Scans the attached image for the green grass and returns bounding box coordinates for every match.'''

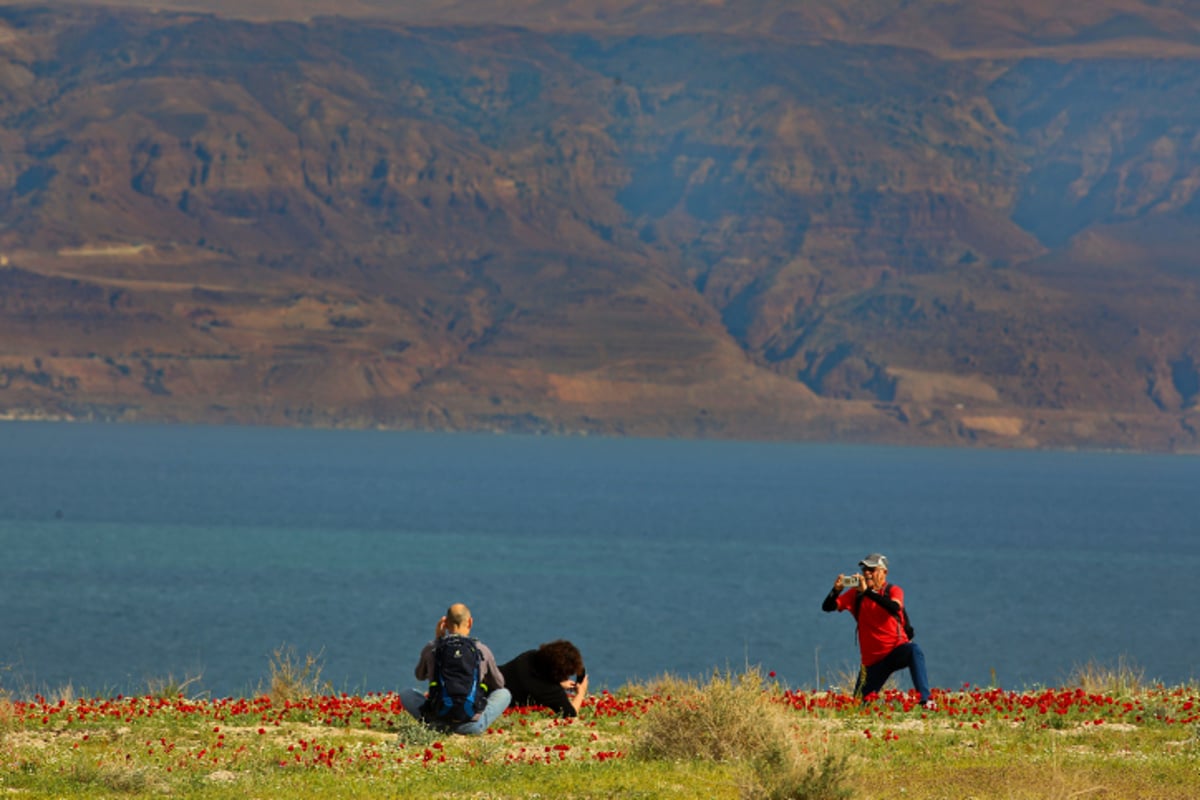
[0,664,1197,799]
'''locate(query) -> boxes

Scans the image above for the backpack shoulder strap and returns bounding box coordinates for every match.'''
[885,585,913,638]
[858,586,906,625]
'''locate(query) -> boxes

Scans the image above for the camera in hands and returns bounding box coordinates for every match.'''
[843,575,861,588]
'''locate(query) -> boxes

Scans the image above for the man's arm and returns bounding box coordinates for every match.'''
[862,587,902,615]
[564,674,588,716]
[414,642,436,681]
[822,586,841,612]
[478,643,506,690]
[823,574,855,612]
[414,615,449,681]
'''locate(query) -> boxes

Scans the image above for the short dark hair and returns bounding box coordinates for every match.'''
[535,639,583,682]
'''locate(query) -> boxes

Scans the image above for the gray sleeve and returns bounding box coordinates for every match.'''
[414,641,436,681]
[477,642,506,690]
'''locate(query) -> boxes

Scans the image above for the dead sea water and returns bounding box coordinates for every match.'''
[0,421,1196,697]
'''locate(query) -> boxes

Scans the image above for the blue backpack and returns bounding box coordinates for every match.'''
[421,634,487,724]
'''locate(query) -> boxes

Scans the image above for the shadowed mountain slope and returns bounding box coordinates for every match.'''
[1,2,1198,449]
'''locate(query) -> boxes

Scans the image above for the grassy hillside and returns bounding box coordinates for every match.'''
[1,663,1197,798]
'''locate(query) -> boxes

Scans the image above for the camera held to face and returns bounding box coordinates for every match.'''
[843,574,861,588]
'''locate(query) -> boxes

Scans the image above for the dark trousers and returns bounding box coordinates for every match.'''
[854,642,931,703]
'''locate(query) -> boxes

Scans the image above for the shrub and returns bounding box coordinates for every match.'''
[632,669,794,763]
[743,752,853,800]
[67,761,165,794]
[632,668,851,800]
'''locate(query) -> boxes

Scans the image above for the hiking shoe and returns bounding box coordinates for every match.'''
[921,700,937,711]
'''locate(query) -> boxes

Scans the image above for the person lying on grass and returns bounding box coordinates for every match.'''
[500,639,589,717]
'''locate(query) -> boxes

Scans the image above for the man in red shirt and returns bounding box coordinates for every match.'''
[822,553,935,710]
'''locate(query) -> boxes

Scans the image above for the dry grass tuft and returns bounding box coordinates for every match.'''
[1068,655,1145,698]
[48,683,76,706]
[0,693,14,736]
[145,672,205,700]
[264,645,332,705]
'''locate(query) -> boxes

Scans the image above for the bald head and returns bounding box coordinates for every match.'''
[445,603,472,632]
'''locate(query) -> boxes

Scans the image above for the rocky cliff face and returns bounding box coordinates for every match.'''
[1,1,1199,450]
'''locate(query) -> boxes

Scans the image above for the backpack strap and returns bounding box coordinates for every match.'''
[855,585,911,640]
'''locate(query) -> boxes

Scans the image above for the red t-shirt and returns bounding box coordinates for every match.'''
[836,584,909,666]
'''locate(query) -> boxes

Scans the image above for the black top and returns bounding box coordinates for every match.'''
[499,649,576,718]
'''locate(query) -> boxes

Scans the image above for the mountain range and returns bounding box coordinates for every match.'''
[2,0,1199,450]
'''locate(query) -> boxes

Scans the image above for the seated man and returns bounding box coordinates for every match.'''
[398,603,512,734]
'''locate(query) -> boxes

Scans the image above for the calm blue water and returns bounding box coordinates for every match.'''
[0,421,1196,698]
